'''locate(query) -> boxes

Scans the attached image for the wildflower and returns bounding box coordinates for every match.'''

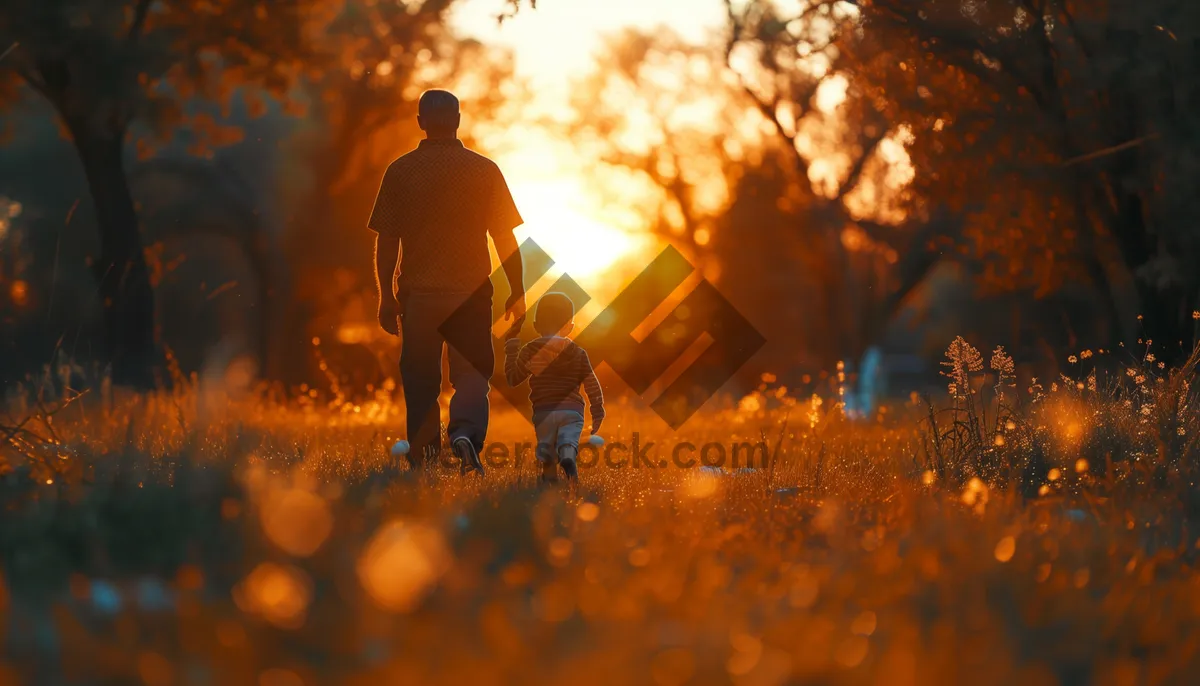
[1087,372,1097,392]
[1127,368,1137,378]
[943,336,983,397]
[1136,375,1146,385]
[1080,350,1094,359]
[1141,405,1153,416]
[991,346,1015,381]
[1146,354,1156,363]
[1068,355,1078,364]
[1158,362,1166,369]
[1193,311,1199,320]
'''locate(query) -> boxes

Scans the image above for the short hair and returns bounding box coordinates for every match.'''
[418,89,460,128]
[534,292,575,336]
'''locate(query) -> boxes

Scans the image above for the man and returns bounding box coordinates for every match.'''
[369,89,525,474]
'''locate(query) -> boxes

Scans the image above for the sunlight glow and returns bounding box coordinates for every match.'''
[508,179,645,279]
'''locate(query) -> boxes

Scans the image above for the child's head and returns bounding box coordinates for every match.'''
[533,292,575,336]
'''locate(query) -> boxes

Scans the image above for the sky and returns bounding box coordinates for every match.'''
[448,0,730,292]
[451,0,727,86]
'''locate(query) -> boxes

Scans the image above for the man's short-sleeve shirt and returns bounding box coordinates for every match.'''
[368,139,523,293]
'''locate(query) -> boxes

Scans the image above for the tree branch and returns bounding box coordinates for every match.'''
[836,127,887,203]
[723,0,817,183]
[868,0,1048,108]
[1055,0,1093,62]
[126,0,154,46]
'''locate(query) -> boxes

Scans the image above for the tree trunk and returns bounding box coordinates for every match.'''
[1134,279,1194,363]
[1104,183,1195,362]
[69,122,158,387]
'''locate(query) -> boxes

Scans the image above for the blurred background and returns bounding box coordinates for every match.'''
[2,0,1197,408]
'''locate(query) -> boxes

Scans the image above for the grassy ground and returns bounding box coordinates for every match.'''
[3,343,1200,685]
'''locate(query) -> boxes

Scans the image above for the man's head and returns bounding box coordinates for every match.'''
[533,292,575,337]
[418,89,461,138]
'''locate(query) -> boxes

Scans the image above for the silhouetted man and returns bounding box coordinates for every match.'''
[370,89,525,474]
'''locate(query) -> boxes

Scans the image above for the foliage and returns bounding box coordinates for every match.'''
[850,0,1200,358]
[723,0,968,362]
[565,29,766,261]
[0,0,313,151]
[0,0,322,386]
[0,0,517,386]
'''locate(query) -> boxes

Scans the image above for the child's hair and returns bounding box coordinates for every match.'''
[533,292,575,336]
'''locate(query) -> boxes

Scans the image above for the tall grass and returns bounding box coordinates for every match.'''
[3,340,1200,685]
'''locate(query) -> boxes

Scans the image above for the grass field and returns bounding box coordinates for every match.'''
[3,341,1200,685]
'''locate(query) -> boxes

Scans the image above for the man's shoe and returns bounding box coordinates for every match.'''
[560,456,578,482]
[453,437,485,476]
[538,457,559,485]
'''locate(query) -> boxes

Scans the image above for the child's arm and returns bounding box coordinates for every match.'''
[504,338,531,386]
[580,351,605,434]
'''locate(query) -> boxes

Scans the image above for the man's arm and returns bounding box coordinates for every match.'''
[492,228,525,321]
[369,164,405,335]
[375,234,401,335]
[487,165,525,321]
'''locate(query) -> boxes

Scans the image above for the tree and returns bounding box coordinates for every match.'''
[850,0,1200,361]
[564,29,765,264]
[723,0,966,362]
[0,0,315,385]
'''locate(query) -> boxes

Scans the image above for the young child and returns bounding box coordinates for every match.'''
[504,292,604,484]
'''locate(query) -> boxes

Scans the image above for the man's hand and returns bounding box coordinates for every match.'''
[378,297,401,336]
[504,315,526,340]
[374,235,402,335]
[504,291,526,322]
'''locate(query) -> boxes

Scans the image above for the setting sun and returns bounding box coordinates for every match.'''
[507,178,644,280]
